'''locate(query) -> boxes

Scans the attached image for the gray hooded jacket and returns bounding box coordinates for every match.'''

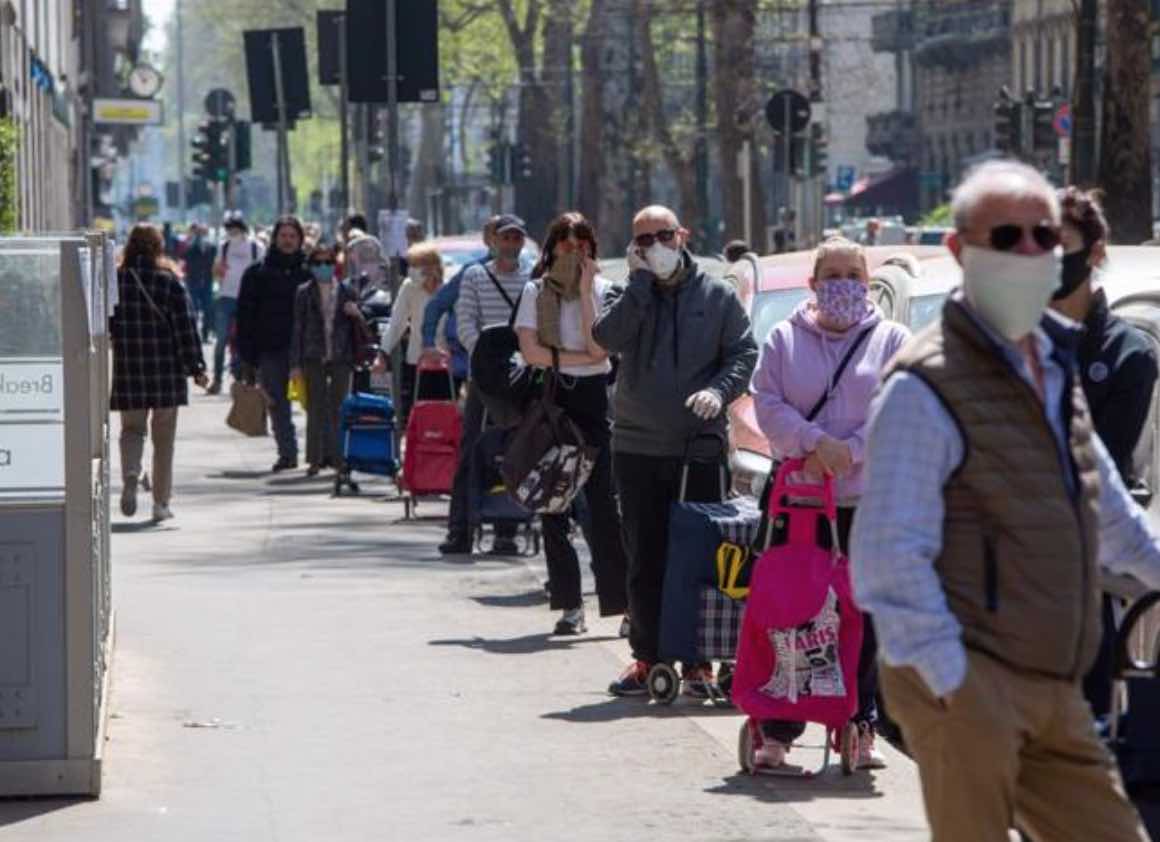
[593,252,758,457]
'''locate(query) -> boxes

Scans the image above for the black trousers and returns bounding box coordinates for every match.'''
[615,450,727,663]
[542,376,628,616]
[762,506,880,744]
[446,383,514,541]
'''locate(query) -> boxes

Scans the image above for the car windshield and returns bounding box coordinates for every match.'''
[751,288,812,343]
[908,292,947,331]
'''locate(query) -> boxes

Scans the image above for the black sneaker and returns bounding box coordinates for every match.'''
[608,660,651,697]
[439,536,472,556]
[271,458,299,473]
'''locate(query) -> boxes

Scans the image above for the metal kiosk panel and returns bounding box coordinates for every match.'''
[0,234,113,796]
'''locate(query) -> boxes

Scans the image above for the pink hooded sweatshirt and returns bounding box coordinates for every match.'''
[750,298,911,503]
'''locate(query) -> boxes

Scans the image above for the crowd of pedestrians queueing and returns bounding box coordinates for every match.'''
[109,158,1160,841]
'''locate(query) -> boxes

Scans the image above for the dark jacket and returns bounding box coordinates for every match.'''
[110,264,206,410]
[183,238,216,291]
[1076,288,1158,484]
[290,280,360,367]
[887,298,1102,680]
[236,249,311,365]
[592,252,758,457]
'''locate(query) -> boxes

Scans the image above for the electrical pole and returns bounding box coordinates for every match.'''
[695,0,709,246]
[176,0,187,217]
[270,31,291,214]
[338,12,350,213]
[1071,0,1098,185]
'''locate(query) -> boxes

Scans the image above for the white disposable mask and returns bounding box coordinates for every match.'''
[646,242,681,279]
[960,244,1061,342]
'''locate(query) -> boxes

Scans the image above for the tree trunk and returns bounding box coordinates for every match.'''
[711,0,766,250]
[543,0,573,218]
[636,0,702,233]
[577,0,608,231]
[1098,0,1153,244]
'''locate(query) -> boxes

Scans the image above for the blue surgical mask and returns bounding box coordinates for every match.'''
[312,265,335,283]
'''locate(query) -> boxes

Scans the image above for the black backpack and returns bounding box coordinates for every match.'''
[469,268,535,427]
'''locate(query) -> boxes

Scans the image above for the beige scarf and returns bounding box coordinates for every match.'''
[536,252,582,351]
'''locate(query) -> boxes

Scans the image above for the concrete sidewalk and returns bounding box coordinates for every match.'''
[0,386,929,841]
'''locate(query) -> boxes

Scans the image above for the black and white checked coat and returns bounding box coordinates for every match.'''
[109,264,206,411]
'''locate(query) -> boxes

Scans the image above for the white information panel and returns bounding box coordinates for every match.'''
[0,359,64,417]
[0,422,65,497]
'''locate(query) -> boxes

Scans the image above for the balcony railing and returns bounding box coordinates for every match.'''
[914,3,1011,69]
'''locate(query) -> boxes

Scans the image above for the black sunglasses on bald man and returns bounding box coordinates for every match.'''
[633,228,677,249]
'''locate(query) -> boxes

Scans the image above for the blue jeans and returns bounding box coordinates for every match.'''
[213,296,239,382]
[258,350,297,462]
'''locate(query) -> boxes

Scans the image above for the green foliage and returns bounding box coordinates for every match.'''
[0,118,17,233]
[921,203,952,226]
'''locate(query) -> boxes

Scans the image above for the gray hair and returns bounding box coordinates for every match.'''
[950,159,1059,232]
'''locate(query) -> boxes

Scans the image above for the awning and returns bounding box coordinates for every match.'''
[829,167,920,217]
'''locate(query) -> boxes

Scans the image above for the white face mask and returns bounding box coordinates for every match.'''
[960,244,1061,342]
[645,242,681,279]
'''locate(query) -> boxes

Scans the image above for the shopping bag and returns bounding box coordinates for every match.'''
[287,372,307,409]
[226,382,268,437]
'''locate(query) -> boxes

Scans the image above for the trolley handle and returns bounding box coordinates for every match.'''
[1113,590,1160,679]
[767,457,838,522]
[678,431,728,503]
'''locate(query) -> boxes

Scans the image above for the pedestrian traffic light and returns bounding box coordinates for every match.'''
[993,88,1023,156]
[191,121,214,180]
[509,143,533,181]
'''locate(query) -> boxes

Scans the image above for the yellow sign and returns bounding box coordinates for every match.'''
[93,98,163,126]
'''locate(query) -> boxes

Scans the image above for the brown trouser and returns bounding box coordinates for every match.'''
[120,407,179,505]
[303,360,351,468]
[881,650,1148,842]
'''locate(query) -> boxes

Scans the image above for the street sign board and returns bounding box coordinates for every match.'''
[1053,103,1072,138]
[205,88,236,120]
[836,165,855,191]
[92,98,163,126]
[243,28,313,126]
[765,89,811,135]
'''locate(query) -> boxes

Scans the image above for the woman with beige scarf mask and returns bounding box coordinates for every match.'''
[514,212,629,637]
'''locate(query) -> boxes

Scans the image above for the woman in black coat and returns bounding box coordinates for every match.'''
[110,224,208,522]
[289,244,365,475]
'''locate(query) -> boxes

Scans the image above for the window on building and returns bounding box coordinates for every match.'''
[1020,40,1028,91]
[1035,36,1044,92]
[1048,37,1056,90]
[1062,32,1071,95]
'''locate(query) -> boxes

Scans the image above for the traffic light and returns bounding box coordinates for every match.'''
[487,143,507,183]
[993,87,1024,156]
[191,121,213,180]
[810,123,829,180]
[192,120,230,183]
[509,143,533,181]
[1032,99,1056,153]
[233,121,252,172]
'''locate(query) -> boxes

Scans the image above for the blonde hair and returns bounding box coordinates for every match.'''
[406,242,444,281]
[812,236,868,279]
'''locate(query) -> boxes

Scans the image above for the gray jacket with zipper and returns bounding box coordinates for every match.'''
[592,252,758,458]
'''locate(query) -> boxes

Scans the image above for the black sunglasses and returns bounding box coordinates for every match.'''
[989,223,1061,252]
[633,228,677,249]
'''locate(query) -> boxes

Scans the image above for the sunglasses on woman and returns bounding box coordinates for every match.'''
[633,228,677,249]
[988,223,1061,252]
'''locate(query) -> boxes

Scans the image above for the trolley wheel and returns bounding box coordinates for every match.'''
[839,721,860,776]
[348,480,361,495]
[403,497,413,520]
[738,719,756,774]
[647,662,681,705]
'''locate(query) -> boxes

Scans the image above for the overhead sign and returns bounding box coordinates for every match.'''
[93,98,164,126]
[765,89,811,135]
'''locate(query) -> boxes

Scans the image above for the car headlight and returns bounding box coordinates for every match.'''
[730,449,773,499]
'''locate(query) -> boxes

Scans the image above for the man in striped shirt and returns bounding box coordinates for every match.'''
[441,214,531,556]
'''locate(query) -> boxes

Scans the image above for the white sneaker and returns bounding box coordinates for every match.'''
[857,725,887,770]
[152,503,174,522]
[553,607,586,635]
[755,738,789,768]
[120,477,138,517]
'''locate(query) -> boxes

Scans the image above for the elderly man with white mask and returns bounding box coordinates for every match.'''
[851,159,1160,842]
[593,204,758,698]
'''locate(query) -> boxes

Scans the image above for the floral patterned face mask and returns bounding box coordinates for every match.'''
[815,278,869,330]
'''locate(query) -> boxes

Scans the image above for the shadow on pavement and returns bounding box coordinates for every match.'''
[0,798,88,827]
[706,770,884,803]
[470,590,549,608]
[207,470,271,480]
[110,521,166,534]
[428,633,618,655]
[543,697,739,723]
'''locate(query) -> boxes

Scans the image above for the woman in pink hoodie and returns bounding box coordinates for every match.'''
[749,237,912,770]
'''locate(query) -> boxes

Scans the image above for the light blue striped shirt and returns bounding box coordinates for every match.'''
[850,300,1160,698]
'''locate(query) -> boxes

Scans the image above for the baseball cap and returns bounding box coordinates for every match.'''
[494,214,527,236]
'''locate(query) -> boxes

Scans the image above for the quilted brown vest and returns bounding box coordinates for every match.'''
[886,299,1102,680]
